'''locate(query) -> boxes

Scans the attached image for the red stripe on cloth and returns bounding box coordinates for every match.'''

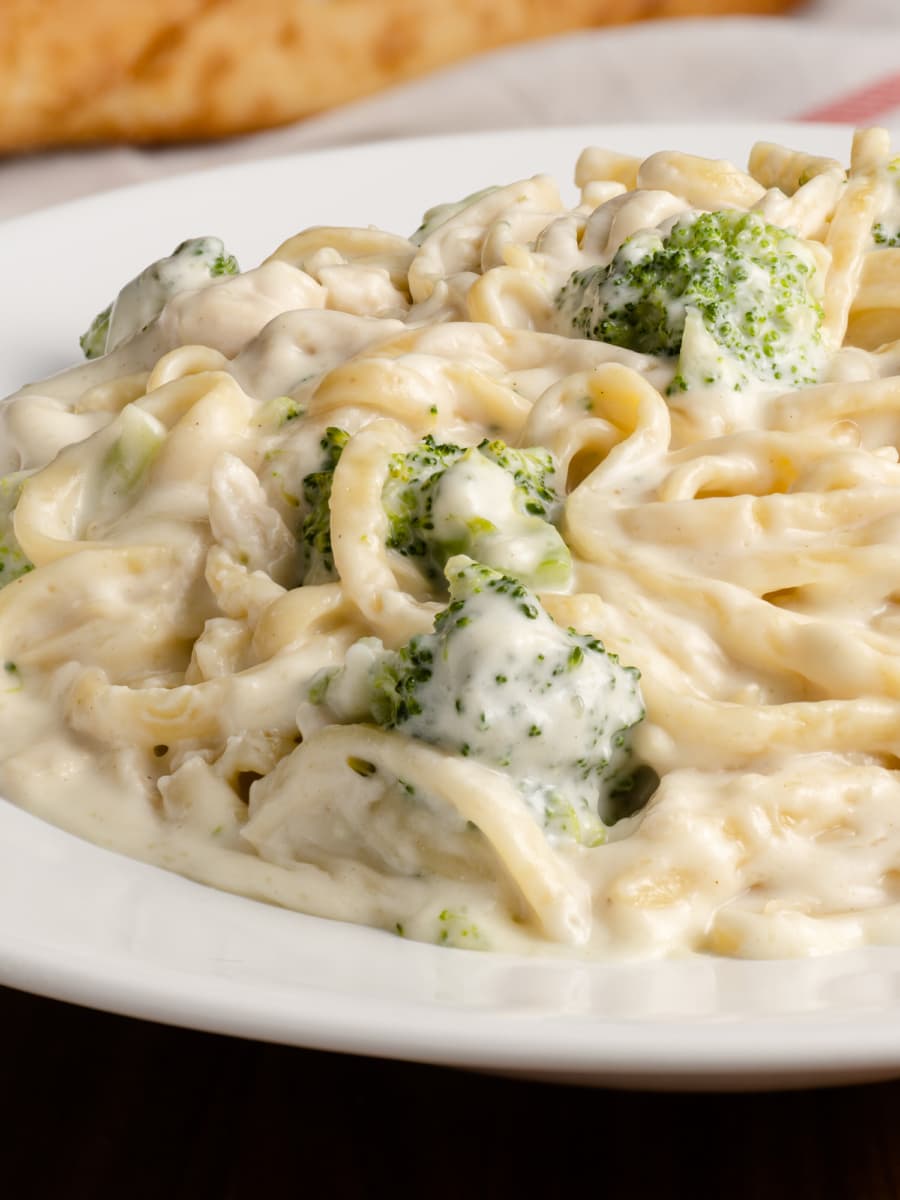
[796,71,900,123]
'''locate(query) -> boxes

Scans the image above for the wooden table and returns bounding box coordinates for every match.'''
[4,982,900,1199]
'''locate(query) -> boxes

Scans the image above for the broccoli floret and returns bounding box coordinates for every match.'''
[299,427,349,583]
[316,557,645,845]
[0,473,34,590]
[478,439,560,518]
[383,435,571,591]
[79,236,240,359]
[410,185,499,246]
[557,210,826,393]
[872,157,900,248]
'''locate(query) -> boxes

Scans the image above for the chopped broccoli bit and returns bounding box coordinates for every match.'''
[182,237,239,278]
[437,908,487,950]
[98,406,165,509]
[410,185,499,246]
[872,225,900,248]
[0,473,34,590]
[79,303,112,360]
[79,235,240,359]
[300,427,349,583]
[2,659,22,693]
[318,557,645,844]
[0,543,32,591]
[557,210,826,393]
[255,395,306,431]
[383,435,571,591]
[872,157,900,248]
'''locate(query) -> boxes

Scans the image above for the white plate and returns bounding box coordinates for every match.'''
[4,123,900,1092]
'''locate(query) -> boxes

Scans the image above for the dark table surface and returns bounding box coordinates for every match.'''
[4,982,900,1200]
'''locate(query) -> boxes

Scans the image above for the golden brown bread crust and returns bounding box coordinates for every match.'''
[0,0,799,152]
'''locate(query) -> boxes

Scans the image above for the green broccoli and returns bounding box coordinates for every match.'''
[97,405,166,512]
[872,157,900,248]
[79,304,112,361]
[557,210,826,393]
[872,227,900,248]
[436,908,487,949]
[383,435,572,591]
[256,395,306,430]
[410,185,499,246]
[315,557,645,845]
[299,427,349,583]
[79,236,240,359]
[0,473,34,590]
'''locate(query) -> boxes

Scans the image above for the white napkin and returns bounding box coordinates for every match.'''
[1,0,898,221]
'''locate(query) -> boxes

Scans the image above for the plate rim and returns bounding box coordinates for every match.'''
[3,120,900,1088]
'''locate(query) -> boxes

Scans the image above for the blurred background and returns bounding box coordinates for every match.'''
[0,0,898,217]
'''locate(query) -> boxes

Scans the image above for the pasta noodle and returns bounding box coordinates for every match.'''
[2,129,900,961]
